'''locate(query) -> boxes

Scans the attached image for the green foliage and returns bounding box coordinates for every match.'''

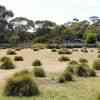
[89,69,96,77]
[7,49,16,55]
[58,56,70,62]
[33,66,46,77]
[62,70,73,81]
[4,71,39,96]
[93,59,100,70]
[0,58,15,69]
[32,60,42,66]
[76,63,96,77]
[85,33,96,44]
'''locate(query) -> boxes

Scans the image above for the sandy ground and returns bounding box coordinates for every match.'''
[0,48,98,85]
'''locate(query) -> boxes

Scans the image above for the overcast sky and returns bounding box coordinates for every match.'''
[0,0,99,24]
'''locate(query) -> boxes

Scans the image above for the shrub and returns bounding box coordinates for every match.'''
[33,48,39,52]
[75,63,91,77]
[89,69,96,77]
[51,49,57,52]
[4,71,39,96]
[1,57,10,62]
[14,70,30,77]
[15,48,21,51]
[93,59,100,70]
[58,75,66,83]
[66,66,74,74]
[69,60,78,65]
[81,48,88,53]
[85,32,96,44]
[58,56,70,62]
[7,49,16,55]
[32,60,42,66]
[0,58,15,69]
[33,67,46,77]
[14,56,24,61]
[62,70,73,81]
[79,58,88,63]
[58,49,72,55]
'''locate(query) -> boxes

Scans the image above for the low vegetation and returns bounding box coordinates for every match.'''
[7,49,16,55]
[0,58,15,69]
[58,56,70,62]
[33,66,46,77]
[58,49,72,55]
[76,63,96,77]
[58,69,73,83]
[69,60,78,65]
[93,59,100,70]
[0,56,10,62]
[79,58,88,63]
[14,56,24,61]
[4,70,39,96]
[81,48,88,53]
[32,60,42,66]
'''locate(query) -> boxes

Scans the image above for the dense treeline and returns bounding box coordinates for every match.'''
[0,5,100,46]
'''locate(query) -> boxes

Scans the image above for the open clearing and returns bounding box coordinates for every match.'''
[0,48,99,100]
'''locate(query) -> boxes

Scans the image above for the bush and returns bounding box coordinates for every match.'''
[51,49,57,52]
[89,69,96,77]
[0,58,15,69]
[81,48,88,53]
[79,58,88,63]
[32,60,42,66]
[66,66,74,74]
[14,70,30,77]
[33,48,39,52]
[1,57,10,62]
[14,56,24,61]
[85,32,96,44]
[33,67,46,77]
[4,71,39,96]
[93,59,100,70]
[58,49,72,55]
[58,75,66,83]
[69,60,78,65]
[58,56,70,62]
[62,70,73,81]
[7,49,16,55]
[15,48,21,51]
[76,64,89,77]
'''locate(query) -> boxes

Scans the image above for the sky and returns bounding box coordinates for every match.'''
[0,0,99,24]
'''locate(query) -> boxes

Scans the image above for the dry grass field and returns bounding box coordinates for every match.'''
[0,48,98,82]
[0,48,99,100]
